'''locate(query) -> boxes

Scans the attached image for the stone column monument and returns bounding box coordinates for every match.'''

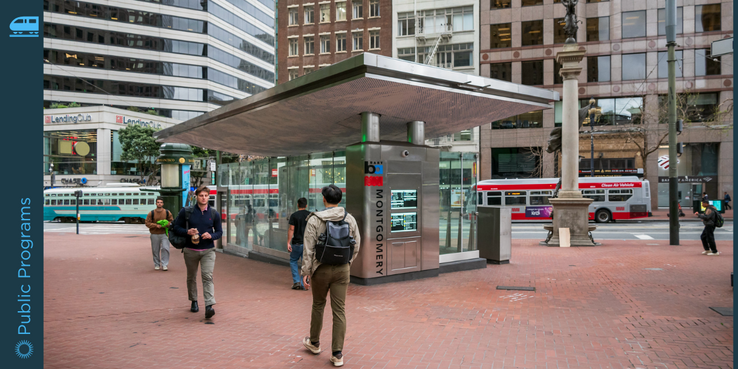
[544,0,598,246]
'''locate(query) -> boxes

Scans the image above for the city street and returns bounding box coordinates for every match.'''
[46,220,734,241]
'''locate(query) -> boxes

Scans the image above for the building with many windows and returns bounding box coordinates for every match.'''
[43,0,276,122]
[480,0,733,209]
[277,0,393,84]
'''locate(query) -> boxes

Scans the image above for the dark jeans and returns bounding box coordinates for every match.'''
[725,201,731,210]
[701,225,718,253]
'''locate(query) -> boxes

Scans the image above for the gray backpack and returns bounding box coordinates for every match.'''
[315,211,356,265]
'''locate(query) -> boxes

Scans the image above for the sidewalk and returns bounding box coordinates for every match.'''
[45,233,733,369]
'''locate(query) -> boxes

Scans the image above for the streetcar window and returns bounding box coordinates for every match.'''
[83,199,90,205]
[127,193,133,196]
[84,193,90,196]
[504,192,527,205]
[103,199,111,205]
[478,192,483,205]
[133,199,139,205]
[487,191,502,206]
[70,199,75,205]
[45,199,50,205]
[111,199,117,205]
[51,200,57,205]
[126,199,132,205]
[530,196,550,205]
[608,189,633,202]
[148,199,155,205]
[582,189,605,202]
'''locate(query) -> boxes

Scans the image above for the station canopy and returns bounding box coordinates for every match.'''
[154,53,560,157]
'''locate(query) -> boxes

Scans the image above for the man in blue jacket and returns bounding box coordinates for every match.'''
[173,185,223,318]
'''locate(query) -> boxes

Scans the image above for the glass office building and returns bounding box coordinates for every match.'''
[43,0,276,120]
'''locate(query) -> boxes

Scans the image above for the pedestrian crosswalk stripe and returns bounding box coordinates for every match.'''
[634,234,654,240]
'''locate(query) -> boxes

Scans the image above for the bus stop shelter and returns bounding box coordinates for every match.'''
[155,53,559,284]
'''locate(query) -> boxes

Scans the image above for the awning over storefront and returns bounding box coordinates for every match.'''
[154,53,559,156]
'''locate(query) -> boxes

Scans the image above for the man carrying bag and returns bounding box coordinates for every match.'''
[301,185,360,367]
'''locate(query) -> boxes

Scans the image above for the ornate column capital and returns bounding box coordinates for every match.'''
[556,44,586,81]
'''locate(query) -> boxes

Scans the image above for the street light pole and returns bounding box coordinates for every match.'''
[49,163,55,188]
[589,97,596,177]
[666,0,680,245]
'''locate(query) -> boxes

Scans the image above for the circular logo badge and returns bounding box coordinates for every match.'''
[179,158,185,164]
[15,340,33,359]
[74,141,90,156]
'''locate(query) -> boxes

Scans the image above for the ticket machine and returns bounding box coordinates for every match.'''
[346,117,440,285]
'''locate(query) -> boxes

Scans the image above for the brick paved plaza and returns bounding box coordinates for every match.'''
[45,233,733,368]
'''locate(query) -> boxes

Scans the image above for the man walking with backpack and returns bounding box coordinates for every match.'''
[172,186,223,318]
[301,185,360,367]
[145,197,174,271]
[695,199,720,255]
[288,198,310,290]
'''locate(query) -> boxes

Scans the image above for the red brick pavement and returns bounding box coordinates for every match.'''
[45,233,733,369]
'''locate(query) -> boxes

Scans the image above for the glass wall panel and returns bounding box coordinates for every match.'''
[521,20,543,46]
[586,17,609,41]
[490,23,511,49]
[695,4,721,32]
[695,49,721,76]
[439,152,477,255]
[622,11,646,38]
[621,53,646,80]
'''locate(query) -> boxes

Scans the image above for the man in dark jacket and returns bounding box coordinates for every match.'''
[724,192,731,210]
[695,199,719,256]
[173,186,223,318]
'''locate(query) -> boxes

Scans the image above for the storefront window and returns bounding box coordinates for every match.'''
[491,148,538,178]
[492,110,543,129]
[580,97,643,126]
[45,129,97,175]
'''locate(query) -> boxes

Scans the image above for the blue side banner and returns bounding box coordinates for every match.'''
[3,3,43,369]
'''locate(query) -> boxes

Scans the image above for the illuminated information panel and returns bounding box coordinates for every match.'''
[391,190,417,209]
[391,212,417,232]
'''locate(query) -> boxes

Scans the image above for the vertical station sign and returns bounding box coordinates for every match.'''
[364,160,386,276]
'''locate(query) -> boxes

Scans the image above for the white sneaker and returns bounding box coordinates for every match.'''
[707,251,720,256]
[702,251,710,255]
[162,266,168,271]
[154,266,160,270]
[302,337,321,354]
[330,353,344,367]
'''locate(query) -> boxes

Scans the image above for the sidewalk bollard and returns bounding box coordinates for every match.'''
[457,209,463,252]
[468,212,477,250]
[445,206,452,249]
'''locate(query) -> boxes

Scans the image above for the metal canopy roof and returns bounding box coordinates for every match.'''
[154,53,560,157]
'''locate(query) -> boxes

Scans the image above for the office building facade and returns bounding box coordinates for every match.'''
[480,0,733,208]
[43,0,276,121]
[277,0,393,84]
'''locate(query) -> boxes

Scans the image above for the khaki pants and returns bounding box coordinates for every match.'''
[309,263,350,352]
[184,248,216,306]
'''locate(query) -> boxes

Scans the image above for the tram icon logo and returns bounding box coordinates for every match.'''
[364,161,383,175]
[9,16,39,37]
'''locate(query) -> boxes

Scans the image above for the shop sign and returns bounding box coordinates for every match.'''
[116,115,162,129]
[120,178,145,184]
[658,176,714,183]
[60,177,87,185]
[45,114,92,124]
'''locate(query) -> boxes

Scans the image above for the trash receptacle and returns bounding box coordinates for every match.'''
[477,206,511,264]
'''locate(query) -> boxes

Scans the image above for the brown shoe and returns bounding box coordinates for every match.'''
[302,336,320,354]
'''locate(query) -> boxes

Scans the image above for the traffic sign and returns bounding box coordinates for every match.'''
[711,37,733,57]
